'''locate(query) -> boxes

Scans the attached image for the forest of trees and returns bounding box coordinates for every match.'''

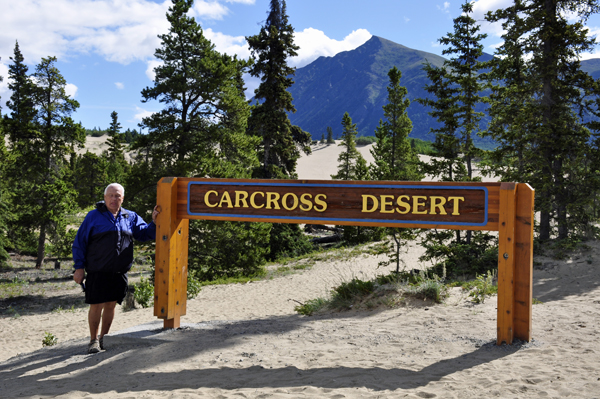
[1,0,600,280]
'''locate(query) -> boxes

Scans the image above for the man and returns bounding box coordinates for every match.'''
[73,183,159,354]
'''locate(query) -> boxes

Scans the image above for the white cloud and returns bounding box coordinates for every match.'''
[404,17,410,23]
[134,106,154,122]
[192,1,230,20]
[438,2,451,13]
[204,28,251,58]
[0,60,9,110]
[292,29,372,68]
[471,0,514,37]
[65,83,78,98]
[145,60,164,81]
[115,82,124,90]
[0,0,172,64]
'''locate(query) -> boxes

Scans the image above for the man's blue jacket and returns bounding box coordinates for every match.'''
[72,201,156,274]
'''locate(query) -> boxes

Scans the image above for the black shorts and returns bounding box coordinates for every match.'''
[84,272,128,305]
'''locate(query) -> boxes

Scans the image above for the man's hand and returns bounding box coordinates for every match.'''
[73,268,84,284]
[152,205,160,223]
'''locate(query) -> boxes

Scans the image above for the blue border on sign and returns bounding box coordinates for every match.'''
[187,181,489,227]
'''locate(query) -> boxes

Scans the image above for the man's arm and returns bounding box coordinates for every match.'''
[72,213,91,284]
[131,206,160,242]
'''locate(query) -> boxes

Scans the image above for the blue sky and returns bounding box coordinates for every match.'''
[2,0,600,132]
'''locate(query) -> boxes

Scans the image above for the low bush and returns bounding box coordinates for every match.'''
[42,332,58,347]
[132,276,154,308]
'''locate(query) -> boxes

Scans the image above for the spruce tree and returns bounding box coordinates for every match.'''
[332,112,364,180]
[246,0,313,260]
[72,152,109,209]
[327,126,335,144]
[7,56,85,267]
[0,71,11,265]
[134,0,270,279]
[105,111,128,183]
[369,67,423,272]
[418,0,487,182]
[246,0,311,179]
[370,67,422,182]
[416,1,495,276]
[485,0,600,240]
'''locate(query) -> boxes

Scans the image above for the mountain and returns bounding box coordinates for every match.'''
[288,36,492,148]
[581,58,600,80]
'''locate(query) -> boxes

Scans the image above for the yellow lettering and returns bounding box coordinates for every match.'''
[218,191,233,208]
[314,194,328,212]
[235,191,249,208]
[362,195,378,213]
[448,196,465,215]
[205,190,219,208]
[250,192,264,209]
[412,196,427,214]
[380,195,394,213]
[266,192,281,210]
[429,196,447,215]
[395,195,410,214]
[299,193,313,211]
[282,193,299,211]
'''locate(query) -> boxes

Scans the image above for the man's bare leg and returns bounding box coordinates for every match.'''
[88,303,104,341]
[100,301,117,338]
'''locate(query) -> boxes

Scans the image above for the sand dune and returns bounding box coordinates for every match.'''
[1,141,598,398]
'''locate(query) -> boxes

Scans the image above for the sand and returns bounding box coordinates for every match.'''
[1,141,599,398]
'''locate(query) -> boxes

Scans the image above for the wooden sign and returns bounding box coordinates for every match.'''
[155,178,534,345]
[187,180,490,228]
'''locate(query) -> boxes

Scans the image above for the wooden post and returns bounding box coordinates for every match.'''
[497,182,517,345]
[155,177,189,329]
[513,183,534,341]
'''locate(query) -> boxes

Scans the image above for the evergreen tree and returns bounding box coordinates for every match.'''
[417,64,467,181]
[326,126,334,144]
[106,111,124,159]
[7,56,85,267]
[72,152,109,209]
[246,0,313,260]
[369,67,423,272]
[320,133,325,144]
[416,1,496,276]
[0,71,12,265]
[370,67,422,182]
[485,0,600,240]
[246,0,311,179]
[4,41,37,152]
[105,111,129,184]
[134,0,269,279]
[418,0,488,182]
[332,112,364,180]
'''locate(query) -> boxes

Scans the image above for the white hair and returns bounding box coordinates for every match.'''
[104,183,125,196]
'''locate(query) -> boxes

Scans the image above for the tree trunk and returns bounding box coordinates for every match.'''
[36,223,46,269]
[392,231,401,273]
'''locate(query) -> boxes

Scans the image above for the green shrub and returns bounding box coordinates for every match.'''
[419,230,498,277]
[355,136,377,146]
[42,332,58,347]
[468,270,497,303]
[342,225,386,245]
[267,223,314,261]
[406,276,447,303]
[333,278,375,300]
[133,276,154,308]
[187,275,202,299]
[294,298,327,316]
[189,220,271,281]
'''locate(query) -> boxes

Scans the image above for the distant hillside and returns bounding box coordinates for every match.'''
[288,36,492,149]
